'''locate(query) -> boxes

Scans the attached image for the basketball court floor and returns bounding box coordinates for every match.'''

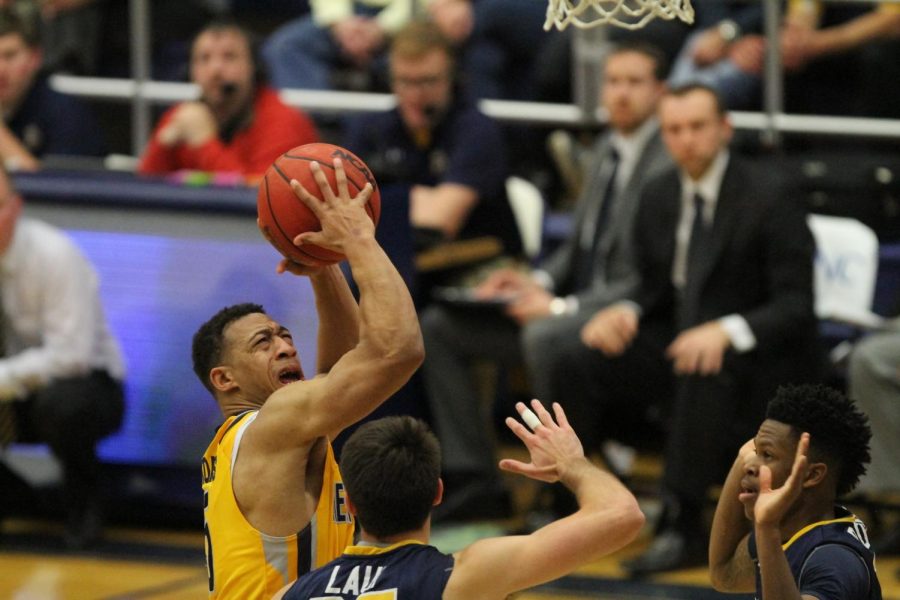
[2,506,898,600]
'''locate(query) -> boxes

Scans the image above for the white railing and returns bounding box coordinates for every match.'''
[92,0,900,155]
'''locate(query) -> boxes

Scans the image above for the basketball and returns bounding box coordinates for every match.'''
[257,143,381,264]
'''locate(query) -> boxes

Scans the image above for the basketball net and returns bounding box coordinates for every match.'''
[545,0,695,31]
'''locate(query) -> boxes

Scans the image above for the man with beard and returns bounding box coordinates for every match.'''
[139,19,318,180]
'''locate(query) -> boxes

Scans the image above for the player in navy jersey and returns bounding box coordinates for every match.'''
[274,400,645,600]
[709,384,881,599]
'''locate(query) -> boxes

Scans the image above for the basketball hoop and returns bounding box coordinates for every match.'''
[544,0,695,31]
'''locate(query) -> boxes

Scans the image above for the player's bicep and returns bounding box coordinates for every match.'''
[254,343,407,444]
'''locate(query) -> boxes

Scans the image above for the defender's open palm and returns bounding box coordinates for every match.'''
[754,433,810,527]
[290,158,374,254]
[499,400,585,483]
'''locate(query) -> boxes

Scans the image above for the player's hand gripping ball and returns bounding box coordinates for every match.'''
[257,143,381,264]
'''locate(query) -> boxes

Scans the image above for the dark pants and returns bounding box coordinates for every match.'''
[1,370,124,520]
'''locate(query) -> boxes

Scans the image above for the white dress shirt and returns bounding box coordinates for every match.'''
[0,218,125,401]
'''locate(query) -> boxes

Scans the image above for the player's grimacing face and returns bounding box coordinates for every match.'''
[221,314,304,401]
[739,419,798,520]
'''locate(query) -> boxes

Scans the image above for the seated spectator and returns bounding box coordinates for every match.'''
[418,42,672,522]
[669,0,900,112]
[343,20,522,299]
[0,0,104,75]
[848,325,900,553]
[139,19,318,180]
[262,0,427,92]
[668,0,764,109]
[427,0,560,101]
[546,84,824,575]
[0,165,125,549]
[0,3,105,171]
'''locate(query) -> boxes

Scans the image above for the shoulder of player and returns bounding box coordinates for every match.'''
[243,379,329,448]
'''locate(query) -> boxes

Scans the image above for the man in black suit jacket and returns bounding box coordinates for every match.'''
[420,43,673,522]
[552,84,823,574]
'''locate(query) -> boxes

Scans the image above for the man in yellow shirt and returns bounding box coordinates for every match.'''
[194,159,423,598]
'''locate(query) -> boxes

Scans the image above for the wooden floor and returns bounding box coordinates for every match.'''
[2,516,898,600]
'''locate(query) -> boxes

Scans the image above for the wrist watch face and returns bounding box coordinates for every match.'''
[718,20,739,42]
[549,297,567,316]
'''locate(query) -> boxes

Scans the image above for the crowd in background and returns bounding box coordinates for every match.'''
[1,0,899,570]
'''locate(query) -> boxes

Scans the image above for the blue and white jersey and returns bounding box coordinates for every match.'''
[749,506,882,600]
[283,540,454,599]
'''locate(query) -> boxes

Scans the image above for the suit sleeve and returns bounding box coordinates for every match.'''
[629,174,678,315]
[739,188,817,349]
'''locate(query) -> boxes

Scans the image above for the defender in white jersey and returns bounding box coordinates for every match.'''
[192,158,423,599]
[276,401,645,600]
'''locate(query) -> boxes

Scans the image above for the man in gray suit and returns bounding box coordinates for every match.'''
[421,42,673,522]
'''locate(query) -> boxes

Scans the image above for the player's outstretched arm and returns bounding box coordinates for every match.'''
[709,439,756,592]
[256,159,424,444]
[444,401,645,600]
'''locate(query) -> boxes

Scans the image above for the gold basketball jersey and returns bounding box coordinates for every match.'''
[201,411,354,599]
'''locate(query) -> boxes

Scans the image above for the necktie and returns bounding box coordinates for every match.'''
[0,291,16,448]
[574,148,620,291]
[686,192,710,279]
[680,193,712,328]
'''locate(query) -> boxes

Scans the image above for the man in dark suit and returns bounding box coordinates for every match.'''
[553,83,823,574]
[420,42,673,522]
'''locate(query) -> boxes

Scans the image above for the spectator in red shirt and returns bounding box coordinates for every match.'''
[139,19,318,180]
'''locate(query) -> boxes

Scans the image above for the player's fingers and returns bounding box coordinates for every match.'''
[498,459,557,482]
[530,399,555,428]
[517,402,543,431]
[332,158,350,200]
[552,402,571,430]
[309,161,336,202]
[290,179,325,216]
[354,182,374,206]
[504,415,535,444]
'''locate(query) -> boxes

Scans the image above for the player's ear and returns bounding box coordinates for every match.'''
[345,493,359,518]
[210,366,238,393]
[802,462,828,488]
[433,478,444,507]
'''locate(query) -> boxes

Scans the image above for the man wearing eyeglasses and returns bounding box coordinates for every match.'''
[343,20,522,284]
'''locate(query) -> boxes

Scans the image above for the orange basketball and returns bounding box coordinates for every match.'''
[257,143,381,264]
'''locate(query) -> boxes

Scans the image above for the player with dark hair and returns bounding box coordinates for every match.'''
[274,400,645,600]
[138,18,318,179]
[194,159,423,599]
[709,384,881,599]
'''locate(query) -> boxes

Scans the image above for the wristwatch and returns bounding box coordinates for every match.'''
[549,297,568,317]
[717,19,741,43]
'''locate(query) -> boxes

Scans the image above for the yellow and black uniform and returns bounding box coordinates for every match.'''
[201,411,355,599]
